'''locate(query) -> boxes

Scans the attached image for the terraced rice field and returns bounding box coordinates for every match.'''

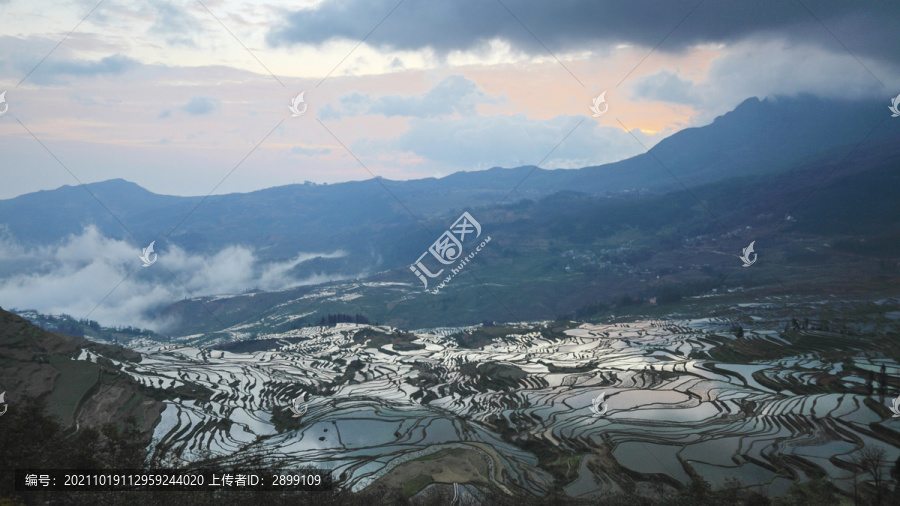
[79,296,900,499]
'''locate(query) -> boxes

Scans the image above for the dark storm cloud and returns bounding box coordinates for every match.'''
[267,0,900,64]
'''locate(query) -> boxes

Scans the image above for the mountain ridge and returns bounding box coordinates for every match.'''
[1,94,897,278]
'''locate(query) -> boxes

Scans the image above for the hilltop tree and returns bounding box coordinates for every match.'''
[854,446,888,506]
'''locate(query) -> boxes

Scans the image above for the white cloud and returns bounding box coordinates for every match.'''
[353,113,662,171]
[320,74,502,120]
[0,226,348,332]
[181,96,220,115]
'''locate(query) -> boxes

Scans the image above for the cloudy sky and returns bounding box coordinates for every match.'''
[1,0,899,200]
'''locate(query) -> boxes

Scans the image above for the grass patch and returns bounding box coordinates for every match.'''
[353,328,424,351]
[515,437,587,486]
[546,453,583,486]
[46,355,100,425]
[401,474,433,499]
[450,326,523,349]
[415,448,462,462]
[117,392,141,414]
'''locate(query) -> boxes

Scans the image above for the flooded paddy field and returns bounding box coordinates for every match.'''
[84,295,900,500]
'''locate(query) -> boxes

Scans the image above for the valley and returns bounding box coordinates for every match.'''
[74,295,900,501]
